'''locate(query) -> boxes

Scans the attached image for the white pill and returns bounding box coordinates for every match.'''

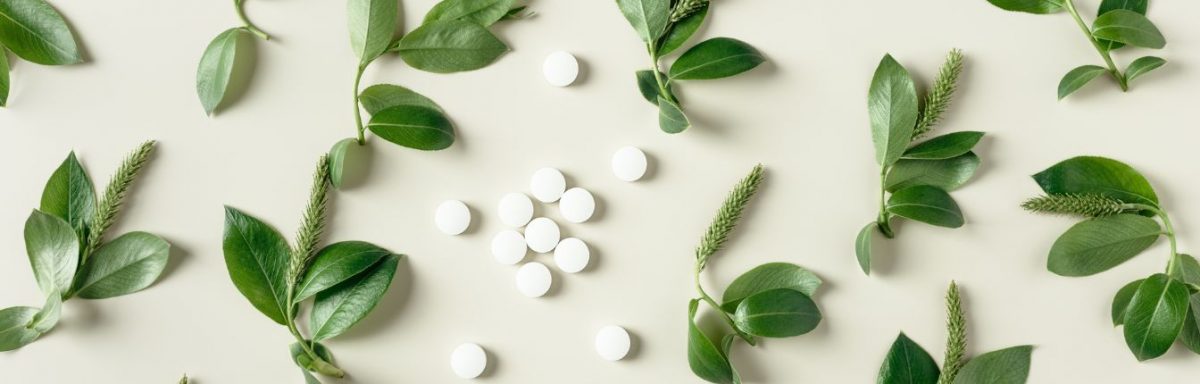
[498,192,534,227]
[524,217,561,253]
[595,326,632,361]
[491,230,528,265]
[530,168,567,203]
[612,146,648,182]
[559,188,595,223]
[543,51,579,87]
[516,262,552,298]
[435,200,471,235]
[450,343,488,379]
[553,238,590,273]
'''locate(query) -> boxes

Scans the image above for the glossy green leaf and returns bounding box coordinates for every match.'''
[1057,65,1107,100]
[367,105,455,150]
[40,152,95,234]
[73,231,170,299]
[886,185,964,228]
[1113,279,1145,326]
[1032,156,1159,207]
[295,241,391,302]
[0,44,9,106]
[1092,10,1165,49]
[24,209,79,295]
[0,306,40,351]
[398,20,508,73]
[1177,294,1200,355]
[868,54,918,167]
[635,69,670,104]
[311,254,399,341]
[951,345,1033,384]
[347,0,397,64]
[328,138,357,189]
[902,132,984,160]
[222,207,291,325]
[732,288,821,338]
[856,223,874,275]
[0,0,81,65]
[657,96,689,133]
[359,84,443,115]
[196,28,245,115]
[669,37,764,80]
[1047,214,1160,276]
[721,262,822,312]
[877,333,939,384]
[1123,273,1189,361]
[1097,0,1148,50]
[1125,56,1165,83]
[885,152,980,193]
[423,0,515,26]
[29,292,60,334]
[687,300,735,384]
[615,0,669,42]
[658,4,706,56]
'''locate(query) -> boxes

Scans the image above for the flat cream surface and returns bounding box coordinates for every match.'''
[1,0,1198,383]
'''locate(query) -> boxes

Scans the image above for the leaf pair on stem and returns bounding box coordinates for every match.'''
[0,0,84,107]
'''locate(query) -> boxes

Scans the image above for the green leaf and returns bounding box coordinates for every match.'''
[196,28,245,115]
[367,105,456,150]
[902,132,984,160]
[0,0,81,65]
[886,185,964,228]
[294,241,391,302]
[721,262,822,312]
[869,54,918,167]
[687,300,735,384]
[1123,273,1189,361]
[855,223,874,275]
[1125,56,1165,83]
[668,37,764,80]
[951,345,1033,384]
[732,288,821,338]
[398,20,508,73]
[1172,254,1200,286]
[423,0,515,26]
[657,96,689,134]
[222,206,291,325]
[1177,294,1200,355]
[1032,156,1159,207]
[311,254,399,341]
[658,4,706,56]
[73,231,170,299]
[24,209,79,295]
[328,138,357,189]
[615,0,669,42]
[985,0,1064,14]
[635,69,670,104]
[40,151,96,235]
[29,292,60,333]
[359,84,443,115]
[1097,0,1148,50]
[877,333,939,384]
[0,45,9,106]
[290,340,340,381]
[1047,214,1160,276]
[347,0,397,64]
[0,306,40,351]
[1057,65,1108,100]
[1092,10,1165,49]
[1113,279,1145,326]
[885,152,980,193]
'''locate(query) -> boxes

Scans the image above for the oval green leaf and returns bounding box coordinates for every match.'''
[423,0,515,26]
[1125,56,1165,83]
[856,223,875,275]
[1123,273,1189,361]
[311,254,399,341]
[721,262,822,312]
[658,4,707,56]
[0,306,41,351]
[222,206,291,325]
[886,185,964,228]
[73,231,170,299]
[29,293,60,334]
[1097,0,1148,50]
[985,0,1064,14]
[615,0,669,42]
[869,54,918,167]
[294,241,391,302]
[635,69,670,104]
[687,300,735,384]
[902,131,985,160]
[657,96,689,134]
[40,151,95,234]
[1057,65,1108,100]
[1172,254,1200,286]
[877,333,939,384]
[398,20,508,74]
[732,288,821,338]
[328,137,357,189]
[1047,214,1160,276]
[1113,279,1145,326]
[1032,156,1159,207]
[196,28,245,115]
[951,345,1033,384]
[1092,9,1165,49]
[0,0,81,65]
[885,152,980,193]
[24,209,79,295]
[669,37,764,80]
[359,84,443,115]
[1178,294,1200,355]
[347,0,397,64]
[367,105,455,150]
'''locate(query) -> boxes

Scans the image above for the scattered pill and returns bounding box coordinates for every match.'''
[530,168,567,203]
[543,51,580,87]
[516,262,552,297]
[553,238,590,273]
[595,326,632,361]
[491,230,528,265]
[450,343,488,379]
[559,188,595,223]
[524,217,561,253]
[612,147,648,182]
[435,200,471,235]
[498,192,534,227]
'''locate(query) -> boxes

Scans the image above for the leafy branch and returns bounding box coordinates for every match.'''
[0,0,83,107]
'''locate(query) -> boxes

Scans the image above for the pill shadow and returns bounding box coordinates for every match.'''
[479,347,500,378]
[639,150,658,182]
[623,329,642,360]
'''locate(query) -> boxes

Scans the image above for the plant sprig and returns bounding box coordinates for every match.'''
[986,0,1168,99]
[195,0,273,115]
[0,0,83,107]
[856,50,983,275]
[687,165,824,384]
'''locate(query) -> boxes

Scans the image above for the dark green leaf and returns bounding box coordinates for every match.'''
[398,20,508,73]
[73,231,170,299]
[1047,214,1160,276]
[869,54,918,167]
[732,288,821,338]
[1178,294,1200,355]
[222,207,291,325]
[856,223,874,275]
[196,28,245,115]
[658,4,706,56]
[635,69,670,104]
[1092,10,1165,49]
[687,300,735,384]
[367,105,456,150]
[0,306,40,351]
[295,241,391,302]
[311,254,399,341]
[985,0,1064,14]
[40,151,95,234]
[1113,279,1145,326]
[347,0,397,64]
[1173,254,1200,286]
[1123,273,1189,361]
[886,185,964,228]
[951,345,1033,384]
[1097,0,1148,50]
[1057,65,1108,100]
[1125,56,1165,83]
[328,138,357,189]
[885,152,980,193]
[877,333,939,384]
[657,96,689,133]
[423,0,515,26]
[359,84,443,115]
[24,209,79,295]
[615,0,669,42]
[902,132,984,160]
[0,45,9,106]
[721,262,822,312]
[0,0,81,65]
[1032,156,1159,207]
[668,37,764,80]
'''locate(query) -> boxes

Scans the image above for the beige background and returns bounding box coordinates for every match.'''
[1,0,1198,382]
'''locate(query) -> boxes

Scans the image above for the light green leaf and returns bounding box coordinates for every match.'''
[985,0,1064,14]
[1113,279,1145,326]
[658,4,706,56]
[1097,0,1148,50]
[328,138,357,189]
[669,37,764,80]
[1092,10,1165,49]
[359,84,443,115]
[367,105,456,150]
[869,54,918,167]
[1047,214,1160,276]
[29,292,60,333]
[290,340,340,380]
[856,223,874,275]
[295,241,391,302]
[732,288,821,338]
[1125,56,1165,83]
[73,231,170,299]
[1057,65,1108,100]
[1123,273,1189,361]
[657,96,689,133]
[886,185,964,228]
[423,0,515,26]
[24,209,79,295]
[40,151,95,235]
[721,262,822,312]
[0,306,40,351]
[398,20,508,73]
[196,28,245,115]
[877,333,939,384]
[687,300,735,384]
[615,0,669,42]
[347,0,397,64]
[902,131,985,160]
[1032,156,1159,207]
[0,0,81,65]
[951,345,1033,384]
[222,206,291,325]
[885,152,980,193]
[311,254,399,341]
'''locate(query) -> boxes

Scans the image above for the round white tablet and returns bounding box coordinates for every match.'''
[491,230,528,265]
[524,217,561,253]
[543,51,580,87]
[553,238,590,273]
[435,200,471,235]
[497,192,534,227]
[611,147,648,182]
[515,262,552,298]
[530,168,566,203]
[595,326,632,361]
[450,343,488,379]
[559,188,595,223]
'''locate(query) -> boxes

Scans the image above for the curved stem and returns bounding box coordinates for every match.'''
[646,44,676,104]
[233,0,270,40]
[352,64,368,144]
[1063,0,1127,90]
[694,261,755,345]
[1127,203,1180,274]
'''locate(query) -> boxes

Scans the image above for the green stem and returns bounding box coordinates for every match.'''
[1063,0,1127,91]
[876,168,894,238]
[646,43,676,104]
[285,302,344,377]
[352,64,368,144]
[1127,204,1180,275]
[233,0,270,40]
[694,261,755,345]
